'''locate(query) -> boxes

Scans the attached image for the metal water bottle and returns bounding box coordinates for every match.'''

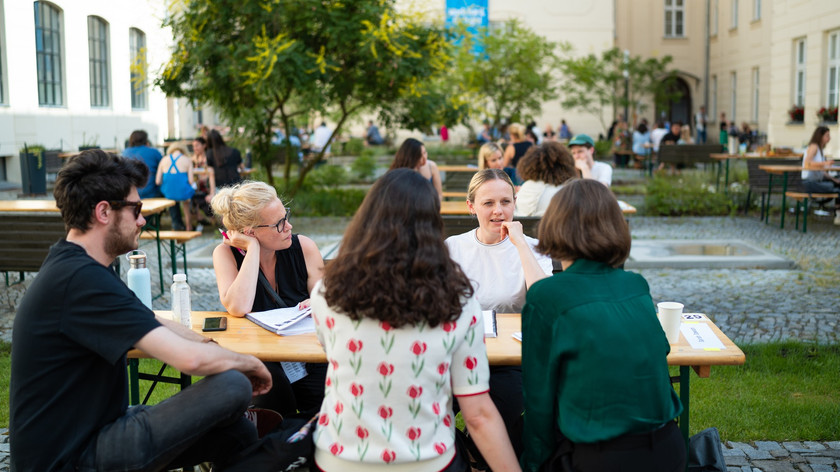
[171,273,192,327]
[126,251,152,309]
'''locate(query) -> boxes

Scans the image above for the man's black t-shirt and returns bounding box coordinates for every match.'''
[660,132,680,145]
[10,240,161,471]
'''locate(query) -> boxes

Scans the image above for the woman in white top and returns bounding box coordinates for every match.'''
[389,138,443,201]
[445,169,553,465]
[801,126,840,224]
[514,142,578,217]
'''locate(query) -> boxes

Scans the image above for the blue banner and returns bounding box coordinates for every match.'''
[445,0,488,53]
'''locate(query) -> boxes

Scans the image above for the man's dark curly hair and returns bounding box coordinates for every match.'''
[516,141,577,186]
[322,169,474,328]
[54,149,149,232]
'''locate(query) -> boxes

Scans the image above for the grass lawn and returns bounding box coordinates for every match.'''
[1,341,838,442]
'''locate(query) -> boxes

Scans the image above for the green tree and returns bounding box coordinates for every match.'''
[158,0,450,196]
[453,20,560,125]
[557,47,679,134]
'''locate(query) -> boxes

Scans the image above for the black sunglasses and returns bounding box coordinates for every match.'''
[253,209,291,233]
[109,200,143,219]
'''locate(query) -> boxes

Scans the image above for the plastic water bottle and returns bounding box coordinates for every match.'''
[171,273,192,328]
[126,251,152,309]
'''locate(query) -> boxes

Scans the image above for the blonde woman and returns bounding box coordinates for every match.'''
[210,181,326,417]
[156,142,195,231]
[478,142,505,170]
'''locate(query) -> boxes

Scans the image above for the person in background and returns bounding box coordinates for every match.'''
[10,150,271,472]
[543,123,557,142]
[365,120,385,145]
[446,169,554,467]
[389,137,443,202]
[190,136,215,230]
[611,119,632,168]
[311,122,333,155]
[502,123,533,186]
[515,142,578,217]
[311,169,522,472]
[478,122,494,144]
[440,123,450,144]
[123,130,162,198]
[739,122,754,149]
[207,129,243,189]
[211,181,327,417]
[678,124,694,145]
[632,120,652,170]
[695,105,708,144]
[719,113,729,151]
[661,122,681,146]
[478,142,505,170]
[520,179,685,472]
[801,126,840,225]
[558,119,572,141]
[156,143,195,231]
[569,134,612,187]
[650,121,669,156]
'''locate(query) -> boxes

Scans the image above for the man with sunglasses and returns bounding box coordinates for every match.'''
[10,150,272,472]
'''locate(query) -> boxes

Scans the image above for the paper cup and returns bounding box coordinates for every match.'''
[657,302,683,344]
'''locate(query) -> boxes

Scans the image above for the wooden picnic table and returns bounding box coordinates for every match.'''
[0,197,173,217]
[437,165,479,173]
[710,152,802,192]
[58,149,118,159]
[757,164,840,229]
[130,310,743,448]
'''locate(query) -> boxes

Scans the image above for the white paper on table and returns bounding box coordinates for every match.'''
[680,323,726,350]
[512,331,522,342]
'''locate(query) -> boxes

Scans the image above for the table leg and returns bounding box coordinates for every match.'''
[128,358,140,406]
[780,173,789,229]
[169,240,178,278]
[724,160,730,194]
[143,213,165,298]
[765,174,774,224]
[680,366,690,459]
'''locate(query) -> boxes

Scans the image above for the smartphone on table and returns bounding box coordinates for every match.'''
[202,317,227,332]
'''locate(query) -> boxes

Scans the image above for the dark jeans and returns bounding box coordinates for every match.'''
[802,179,840,208]
[252,362,327,417]
[169,204,185,231]
[569,421,686,472]
[76,370,257,472]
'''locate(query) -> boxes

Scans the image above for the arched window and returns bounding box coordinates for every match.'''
[129,27,146,109]
[34,1,63,106]
[88,16,110,107]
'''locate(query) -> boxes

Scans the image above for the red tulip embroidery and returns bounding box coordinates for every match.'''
[350,382,365,418]
[380,321,395,354]
[347,339,364,375]
[329,443,343,456]
[407,384,423,418]
[466,315,478,346]
[356,426,370,460]
[435,442,447,455]
[464,356,479,384]
[325,316,336,347]
[378,362,394,397]
[333,401,344,434]
[379,405,394,440]
[410,341,427,377]
[382,449,396,463]
[441,320,457,353]
[407,426,422,460]
[432,401,443,433]
[435,361,449,393]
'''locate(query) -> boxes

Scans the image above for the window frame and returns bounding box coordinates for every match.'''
[828,30,840,110]
[711,75,718,120]
[752,0,761,21]
[87,15,110,108]
[711,0,718,36]
[794,38,806,108]
[751,67,759,123]
[730,0,738,30]
[730,71,737,122]
[664,0,685,38]
[129,27,147,110]
[34,1,64,107]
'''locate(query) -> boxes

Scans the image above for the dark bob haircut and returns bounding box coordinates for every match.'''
[516,141,577,186]
[536,179,630,267]
[389,138,425,170]
[322,169,473,328]
[54,149,148,232]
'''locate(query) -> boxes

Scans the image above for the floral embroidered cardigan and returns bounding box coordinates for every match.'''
[310,280,491,472]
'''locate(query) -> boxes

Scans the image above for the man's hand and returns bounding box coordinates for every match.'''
[243,360,273,396]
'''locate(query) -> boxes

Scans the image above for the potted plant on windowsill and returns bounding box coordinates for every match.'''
[816,106,838,124]
[78,132,100,151]
[787,105,804,124]
[19,144,47,195]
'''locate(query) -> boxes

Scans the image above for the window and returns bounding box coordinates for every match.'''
[752,0,761,20]
[794,38,806,107]
[711,75,718,119]
[664,0,685,38]
[129,28,147,109]
[828,30,840,109]
[711,0,718,36]
[0,0,6,104]
[751,67,759,122]
[88,16,109,107]
[731,0,738,29]
[34,1,63,106]
[730,72,737,121]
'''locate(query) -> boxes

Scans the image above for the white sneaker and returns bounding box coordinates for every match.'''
[195,223,204,233]
[834,213,840,226]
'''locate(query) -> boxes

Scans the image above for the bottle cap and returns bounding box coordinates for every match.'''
[173,273,187,282]
[127,250,147,269]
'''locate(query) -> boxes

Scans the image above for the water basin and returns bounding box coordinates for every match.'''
[626,239,794,269]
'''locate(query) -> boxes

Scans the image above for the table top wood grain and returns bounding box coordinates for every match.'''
[0,198,175,216]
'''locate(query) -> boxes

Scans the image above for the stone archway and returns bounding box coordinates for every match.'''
[656,77,692,127]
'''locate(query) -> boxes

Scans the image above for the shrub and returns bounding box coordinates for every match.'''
[291,187,367,216]
[644,173,739,216]
[594,140,612,158]
[343,137,365,156]
[350,152,378,182]
[304,164,349,187]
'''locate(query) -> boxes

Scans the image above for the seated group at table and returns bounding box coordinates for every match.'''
[10,149,684,472]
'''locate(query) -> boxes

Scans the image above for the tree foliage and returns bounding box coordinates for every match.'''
[557,47,679,133]
[453,20,560,125]
[158,0,451,196]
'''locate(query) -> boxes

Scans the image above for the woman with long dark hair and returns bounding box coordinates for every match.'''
[310,169,521,471]
[389,137,443,201]
[207,129,243,189]
[801,126,840,225]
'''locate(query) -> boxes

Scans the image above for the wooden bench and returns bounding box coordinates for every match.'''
[140,230,202,281]
[745,158,802,219]
[657,144,724,168]
[0,213,66,284]
[785,191,838,233]
[442,191,468,199]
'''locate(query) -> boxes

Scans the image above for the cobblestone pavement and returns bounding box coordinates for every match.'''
[1,215,839,471]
